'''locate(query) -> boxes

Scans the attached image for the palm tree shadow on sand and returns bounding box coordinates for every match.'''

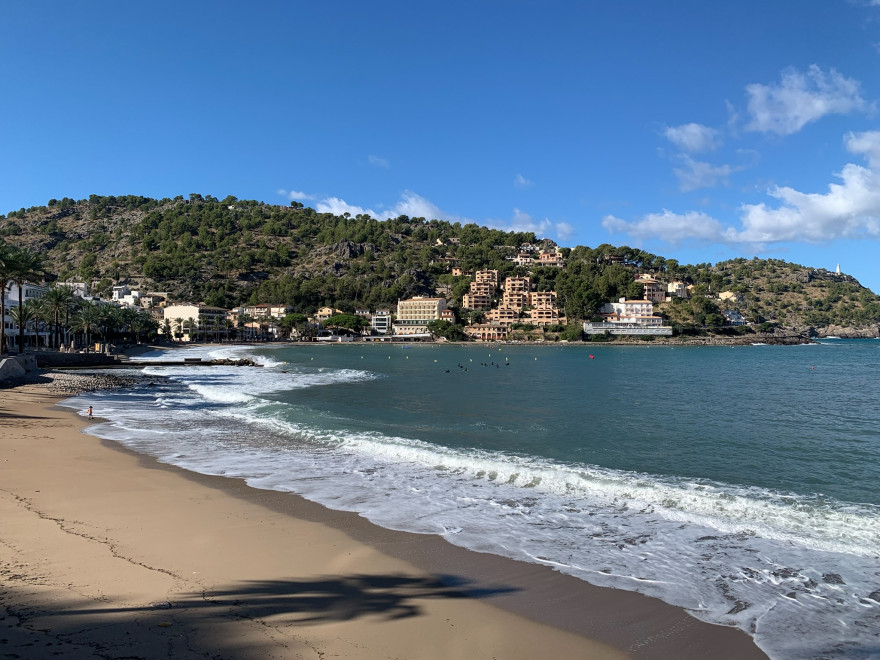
[1,573,520,658]
[191,573,518,623]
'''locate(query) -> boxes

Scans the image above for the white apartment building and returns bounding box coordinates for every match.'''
[393,297,447,335]
[600,298,660,323]
[583,297,672,335]
[2,281,48,344]
[371,309,392,334]
[231,303,293,321]
[510,253,534,267]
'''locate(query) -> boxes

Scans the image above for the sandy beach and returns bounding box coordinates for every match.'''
[0,379,768,659]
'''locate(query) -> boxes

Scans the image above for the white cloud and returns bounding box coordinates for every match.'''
[725,100,740,135]
[277,189,314,200]
[315,197,377,217]
[607,130,880,247]
[289,189,576,242]
[486,208,573,242]
[313,190,459,222]
[368,154,390,168]
[509,208,551,234]
[846,129,880,168]
[663,123,720,153]
[730,131,880,243]
[673,155,737,192]
[514,173,534,188]
[603,210,726,244]
[745,65,867,135]
[385,190,448,220]
[556,222,575,241]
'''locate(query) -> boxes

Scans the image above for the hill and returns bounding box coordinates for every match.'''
[2,194,879,337]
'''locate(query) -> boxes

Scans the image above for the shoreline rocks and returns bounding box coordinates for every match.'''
[27,371,169,396]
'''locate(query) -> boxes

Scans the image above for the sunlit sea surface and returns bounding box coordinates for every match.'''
[62,340,880,660]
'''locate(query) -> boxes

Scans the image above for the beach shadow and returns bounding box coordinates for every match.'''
[44,573,517,623]
[1,574,520,657]
[192,573,516,623]
[0,410,45,420]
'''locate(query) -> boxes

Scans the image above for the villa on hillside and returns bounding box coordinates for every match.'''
[667,281,689,299]
[314,306,344,322]
[538,250,564,267]
[723,310,747,326]
[583,297,672,336]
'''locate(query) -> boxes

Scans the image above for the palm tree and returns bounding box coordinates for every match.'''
[98,306,124,351]
[114,307,138,345]
[183,317,196,342]
[10,247,45,354]
[173,317,184,341]
[33,297,54,349]
[0,243,19,355]
[161,318,172,341]
[9,300,38,351]
[130,309,155,344]
[42,285,74,350]
[71,301,103,351]
[207,315,221,342]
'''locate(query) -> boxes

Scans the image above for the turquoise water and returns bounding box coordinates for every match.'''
[259,341,879,504]
[65,339,880,660]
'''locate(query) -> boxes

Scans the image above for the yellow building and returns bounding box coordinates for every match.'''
[393,297,448,335]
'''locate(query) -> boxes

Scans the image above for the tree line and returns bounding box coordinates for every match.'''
[3,194,880,335]
[0,241,158,354]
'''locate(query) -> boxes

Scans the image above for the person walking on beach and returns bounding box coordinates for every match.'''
[87,406,93,420]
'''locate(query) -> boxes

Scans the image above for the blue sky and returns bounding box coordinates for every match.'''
[3,1,880,292]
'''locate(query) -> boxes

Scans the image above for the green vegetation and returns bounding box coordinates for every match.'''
[427,319,465,341]
[2,195,879,338]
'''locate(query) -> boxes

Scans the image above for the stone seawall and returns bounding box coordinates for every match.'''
[34,352,121,369]
[0,354,38,383]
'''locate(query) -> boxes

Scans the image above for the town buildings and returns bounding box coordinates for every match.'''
[162,304,228,341]
[371,309,392,334]
[2,281,49,350]
[393,297,448,335]
[582,297,672,336]
[460,273,565,340]
[635,274,666,304]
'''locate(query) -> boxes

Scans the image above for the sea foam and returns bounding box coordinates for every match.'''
[61,346,880,660]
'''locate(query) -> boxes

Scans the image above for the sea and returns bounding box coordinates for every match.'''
[60,340,880,660]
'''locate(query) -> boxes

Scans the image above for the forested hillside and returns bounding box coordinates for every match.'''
[2,194,879,335]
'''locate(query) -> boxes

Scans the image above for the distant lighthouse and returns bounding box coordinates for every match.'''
[836,263,841,274]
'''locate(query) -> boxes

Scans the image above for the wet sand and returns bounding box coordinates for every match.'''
[0,383,768,659]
